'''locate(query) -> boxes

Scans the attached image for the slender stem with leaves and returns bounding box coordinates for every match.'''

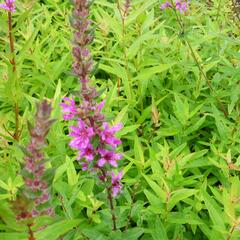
[116,0,131,98]
[169,0,228,117]
[7,10,21,140]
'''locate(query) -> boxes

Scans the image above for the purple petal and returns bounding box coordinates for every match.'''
[102,122,109,130]
[96,100,106,111]
[109,160,118,167]
[98,158,106,167]
[110,123,123,133]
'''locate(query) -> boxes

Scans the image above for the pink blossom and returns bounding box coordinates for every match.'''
[60,97,78,120]
[160,0,188,13]
[160,1,172,10]
[111,172,123,197]
[175,0,188,13]
[31,209,39,217]
[35,192,49,205]
[77,144,94,161]
[99,122,122,147]
[69,119,94,150]
[42,207,54,216]
[0,0,15,12]
[97,148,122,167]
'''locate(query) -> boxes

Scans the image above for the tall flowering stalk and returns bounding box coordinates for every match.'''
[0,0,21,141]
[160,0,228,117]
[12,100,54,240]
[22,100,55,218]
[61,0,123,231]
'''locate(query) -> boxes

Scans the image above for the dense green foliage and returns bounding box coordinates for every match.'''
[0,0,240,239]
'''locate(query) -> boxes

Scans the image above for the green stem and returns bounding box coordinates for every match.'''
[116,0,132,99]
[169,0,228,117]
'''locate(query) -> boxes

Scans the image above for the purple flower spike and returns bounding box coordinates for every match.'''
[98,148,122,168]
[61,0,124,209]
[160,1,172,10]
[0,0,16,12]
[111,172,123,197]
[12,101,55,220]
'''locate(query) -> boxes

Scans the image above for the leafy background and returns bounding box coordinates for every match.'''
[0,0,240,239]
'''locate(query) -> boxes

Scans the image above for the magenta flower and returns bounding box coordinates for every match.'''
[80,162,89,171]
[100,122,122,147]
[69,119,94,150]
[111,172,123,197]
[60,97,78,120]
[0,0,16,12]
[160,1,172,10]
[77,144,94,161]
[160,0,188,13]
[98,148,122,167]
[175,0,188,13]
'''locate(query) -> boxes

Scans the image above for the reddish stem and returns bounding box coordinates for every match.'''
[8,11,16,72]
[27,224,36,240]
[101,170,117,231]
[7,11,20,140]
[107,186,117,231]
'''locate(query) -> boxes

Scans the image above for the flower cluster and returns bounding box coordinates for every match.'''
[15,101,55,220]
[0,0,15,12]
[61,0,123,197]
[161,0,189,14]
[61,97,123,196]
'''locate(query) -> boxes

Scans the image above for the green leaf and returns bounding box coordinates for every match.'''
[151,217,168,240]
[82,228,108,240]
[116,124,140,137]
[66,156,78,186]
[0,180,8,190]
[136,64,175,82]
[0,233,28,240]
[168,189,197,210]
[202,191,226,230]
[99,63,132,102]
[134,135,145,167]
[185,116,206,135]
[143,175,166,202]
[35,219,81,240]
[113,105,129,125]
[144,189,162,213]
[167,212,204,225]
[122,228,144,240]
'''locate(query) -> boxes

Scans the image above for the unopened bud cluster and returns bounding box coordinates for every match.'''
[17,101,54,220]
